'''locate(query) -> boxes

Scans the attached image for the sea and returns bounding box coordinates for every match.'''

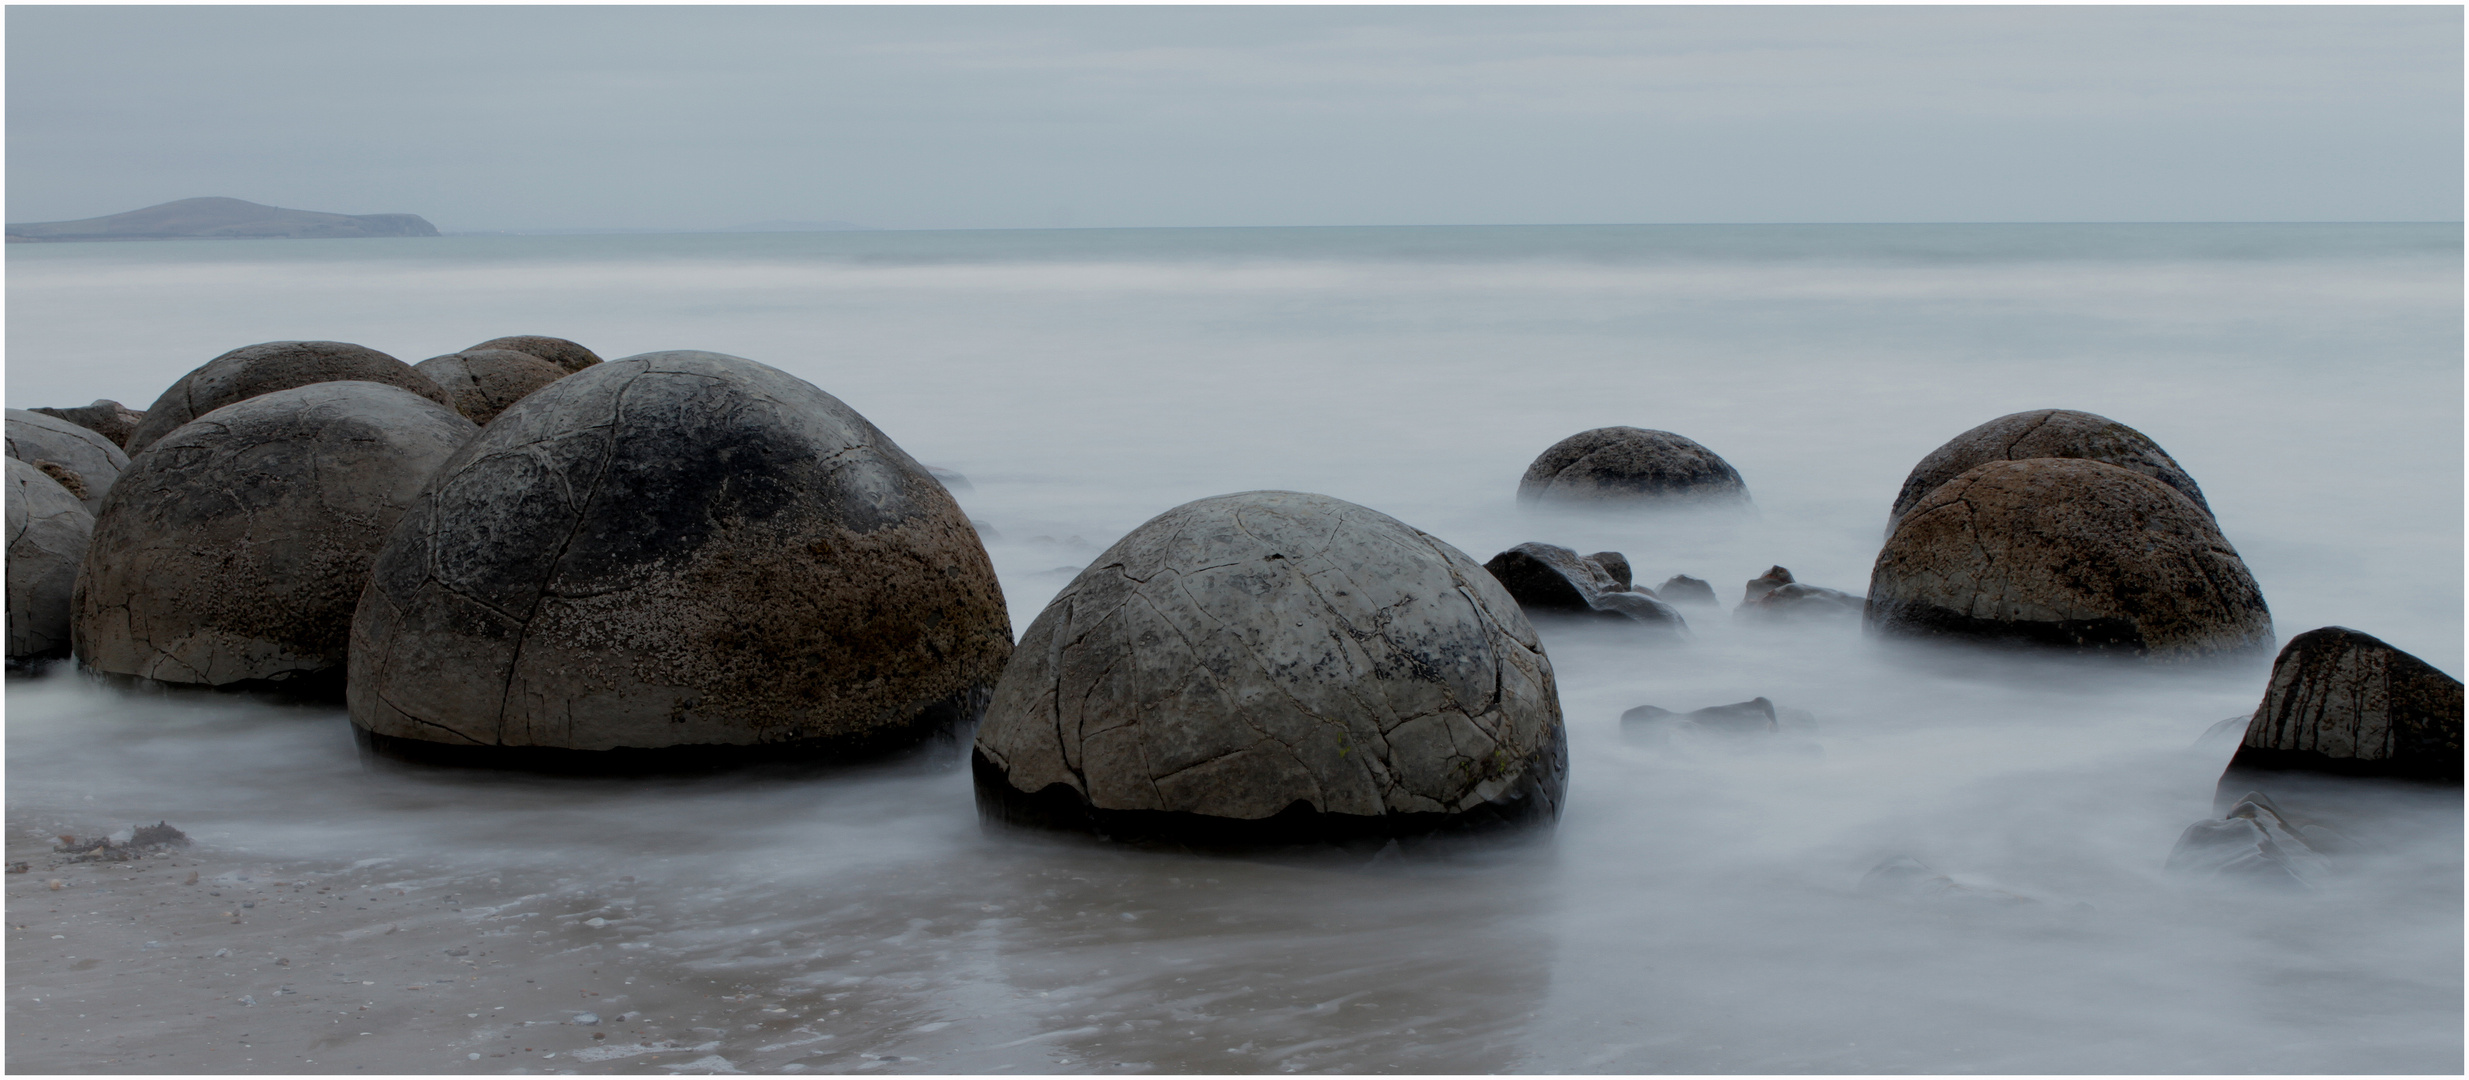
[6,222,2461,1072]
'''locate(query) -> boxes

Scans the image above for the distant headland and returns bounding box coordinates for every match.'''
[6,197,438,243]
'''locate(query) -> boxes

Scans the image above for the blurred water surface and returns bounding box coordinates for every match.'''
[7,223,2460,1071]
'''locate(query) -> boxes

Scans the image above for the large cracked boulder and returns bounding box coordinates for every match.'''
[7,458,93,661]
[349,350,1012,764]
[413,348,571,425]
[974,491,1567,844]
[31,399,146,450]
[1482,542,1686,633]
[72,382,477,689]
[1866,458,2272,659]
[6,409,129,514]
[1886,409,2210,536]
[468,335,603,374]
[125,340,457,454]
[2218,627,2462,785]
[1517,426,1749,508]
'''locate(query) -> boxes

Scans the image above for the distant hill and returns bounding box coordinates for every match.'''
[6,197,439,242]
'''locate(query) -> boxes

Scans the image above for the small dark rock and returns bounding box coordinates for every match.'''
[2165,791,2332,888]
[1484,543,1685,632]
[1737,582,1866,622]
[130,821,189,848]
[1623,697,1777,737]
[1582,551,1632,592]
[1652,575,1717,607]
[1742,566,1793,604]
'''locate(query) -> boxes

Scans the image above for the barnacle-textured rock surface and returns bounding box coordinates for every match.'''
[31,399,145,449]
[1483,542,1685,632]
[349,351,1012,760]
[7,458,93,660]
[414,348,570,425]
[1866,458,2271,659]
[6,408,129,514]
[1886,409,2210,535]
[974,491,1566,842]
[72,382,476,687]
[125,340,455,454]
[2220,627,2462,784]
[1517,426,1749,507]
[468,335,603,374]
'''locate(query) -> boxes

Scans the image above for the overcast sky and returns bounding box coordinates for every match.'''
[7,5,2460,231]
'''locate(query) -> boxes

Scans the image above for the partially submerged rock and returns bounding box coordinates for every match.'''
[1583,551,1632,591]
[2165,791,2334,889]
[1865,458,2272,659]
[2218,627,2462,785]
[1517,426,1749,508]
[467,335,603,375]
[1655,575,1718,607]
[73,382,478,690]
[1737,582,1866,623]
[1858,856,2036,907]
[1623,697,1776,737]
[1742,565,1794,604]
[973,490,1566,845]
[1887,409,2211,536]
[413,348,570,425]
[6,408,129,514]
[7,458,92,661]
[350,351,1013,764]
[30,399,145,450]
[125,340,456,454]
[1483,542,1685,633]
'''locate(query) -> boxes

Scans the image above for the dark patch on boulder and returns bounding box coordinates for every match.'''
[31,399,145,449]
[468,335,603,375]
[1887,409,2210,536]
[125,341,456,454]
[2218,627,2461,785]
[7,408,128,514]
[349,351,1013,761]
[1517,426,1749,508]
[7,457,92,661]
[1865,458,2272,660]
[72,382,478,688]
[413,348,571,425]
[973,491,1565,844]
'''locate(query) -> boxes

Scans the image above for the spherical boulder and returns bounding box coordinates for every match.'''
[414,348,571,425]
[1886,409,2209,536]
[974,490,1567,844]
[6,408,129,514]
[31,399,146,449]
[72,382,478,689]
[1517,426,1748,508]
[349,350,1012,763]
[1866,458,2271,659]
[8,458,93,661]
[125,340,457,454]
[468,335,602,374]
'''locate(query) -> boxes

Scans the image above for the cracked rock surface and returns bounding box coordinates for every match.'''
[72,381,478,688]
[125,340,457,455]
[1886,409,2210,536]
[7,458,93,660]
[31,398,146,449]
[349,351,1012,756]
[415,349,572,426]
[1517,426,1749,507]
[2222,626,2462,784]
[974,490,1566,832]
[1865,458,2271,659]
[6,408,129,515]
[468,334,604,374]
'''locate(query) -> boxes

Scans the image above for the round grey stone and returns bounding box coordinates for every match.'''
[1517,427,1749,507]
[349,350,1013,758]
[6,408,129,514]
[7,458,93,661]
[467,335,603,375]
[414,349,570,425]
[73,382,478,688]
[125,340,457,454]
[974,490,1567,842]
[1886,409,2209,536]
[1866,458,2271,660]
